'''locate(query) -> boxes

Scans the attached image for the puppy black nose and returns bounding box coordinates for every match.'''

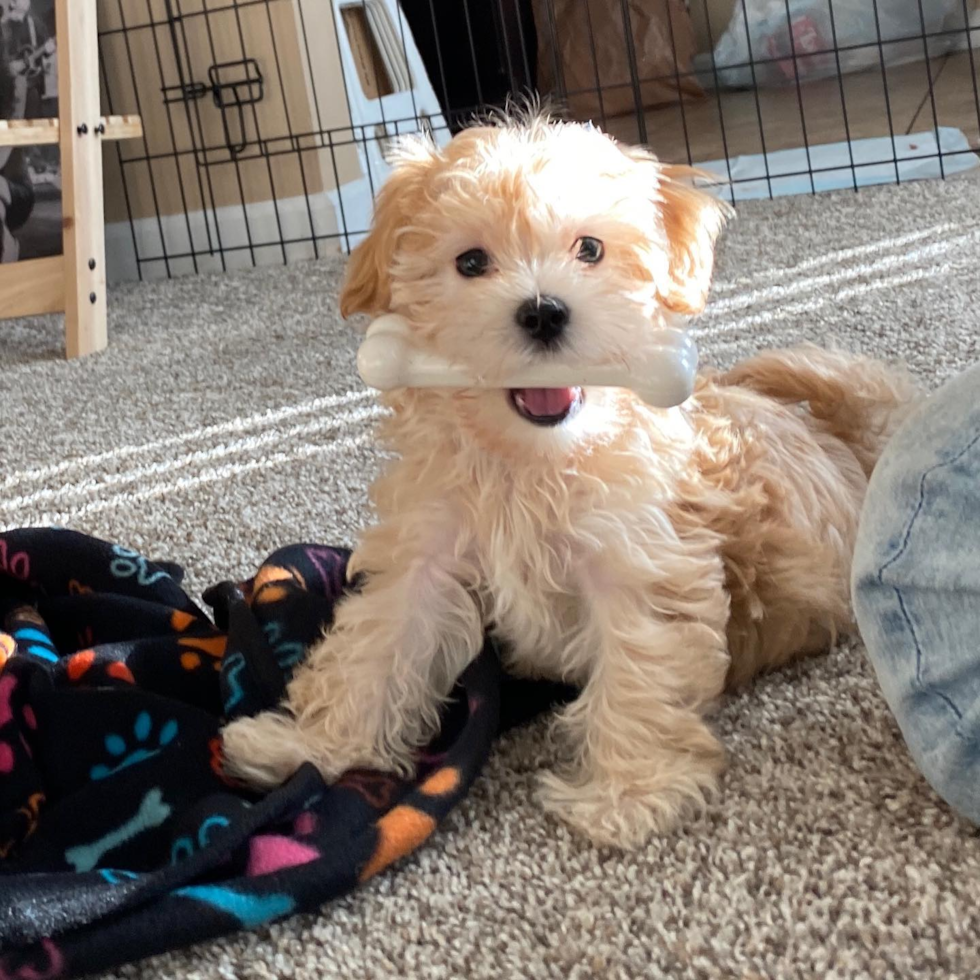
[515,296,570,349]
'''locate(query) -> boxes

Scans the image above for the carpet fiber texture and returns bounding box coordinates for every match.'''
[2,174,980,979]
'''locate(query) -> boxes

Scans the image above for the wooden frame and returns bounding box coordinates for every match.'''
[0,0,142,358]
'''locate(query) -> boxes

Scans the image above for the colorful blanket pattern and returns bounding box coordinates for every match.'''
[0,529,568,978]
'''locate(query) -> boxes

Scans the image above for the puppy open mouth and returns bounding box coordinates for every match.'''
[508,387,584,426]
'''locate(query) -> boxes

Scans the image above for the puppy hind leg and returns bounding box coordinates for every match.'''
[723,347,919,475]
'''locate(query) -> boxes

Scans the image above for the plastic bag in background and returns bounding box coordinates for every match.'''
[533,0,702,119]
[694,0,971,89]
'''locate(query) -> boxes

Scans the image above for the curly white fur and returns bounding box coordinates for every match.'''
[222,112,917,848]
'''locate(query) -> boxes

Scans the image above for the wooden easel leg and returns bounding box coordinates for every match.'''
[57,0,106,359]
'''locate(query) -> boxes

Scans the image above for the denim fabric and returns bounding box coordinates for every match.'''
[853,362,980,824]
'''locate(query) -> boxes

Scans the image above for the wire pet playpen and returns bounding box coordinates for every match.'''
[96,0,980,282]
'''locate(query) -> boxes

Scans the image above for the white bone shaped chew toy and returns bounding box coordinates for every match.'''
[357,314,699,409]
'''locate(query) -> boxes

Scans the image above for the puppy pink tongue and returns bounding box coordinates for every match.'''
[515,387,575,417]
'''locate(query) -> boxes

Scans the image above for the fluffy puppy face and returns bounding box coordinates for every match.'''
[341,116,730,454]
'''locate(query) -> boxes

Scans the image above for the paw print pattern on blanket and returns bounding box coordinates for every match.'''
[66,650,136,686]
[170,610,227,672]
[90,712,178,781]
[178,635,227,673]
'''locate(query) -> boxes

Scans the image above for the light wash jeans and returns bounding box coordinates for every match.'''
[852,362,980,825]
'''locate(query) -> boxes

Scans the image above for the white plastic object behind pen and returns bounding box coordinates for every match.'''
[357,314,698,409]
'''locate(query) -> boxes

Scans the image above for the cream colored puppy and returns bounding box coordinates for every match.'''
[222,113,915,847]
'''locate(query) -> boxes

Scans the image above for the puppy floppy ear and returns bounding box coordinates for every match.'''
[655,164,733,316]
[340,136,438,318]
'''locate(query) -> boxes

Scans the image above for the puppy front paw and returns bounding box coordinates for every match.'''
[536,766,717,849]
[221,711,321,790]
[221,710,418,792]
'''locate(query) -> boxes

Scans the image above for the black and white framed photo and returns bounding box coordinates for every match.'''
[0,0,58,265]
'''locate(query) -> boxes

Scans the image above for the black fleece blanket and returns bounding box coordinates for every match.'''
[0,529,569,979]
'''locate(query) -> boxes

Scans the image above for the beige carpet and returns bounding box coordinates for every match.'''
[3,173,980,979]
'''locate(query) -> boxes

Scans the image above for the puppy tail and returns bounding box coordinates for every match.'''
[722,345,920,476]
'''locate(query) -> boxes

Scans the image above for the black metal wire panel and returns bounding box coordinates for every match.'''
[96,0,980,280]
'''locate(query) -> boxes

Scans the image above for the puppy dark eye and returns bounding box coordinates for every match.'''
[455,248,491,278]
[575,237,604,264]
